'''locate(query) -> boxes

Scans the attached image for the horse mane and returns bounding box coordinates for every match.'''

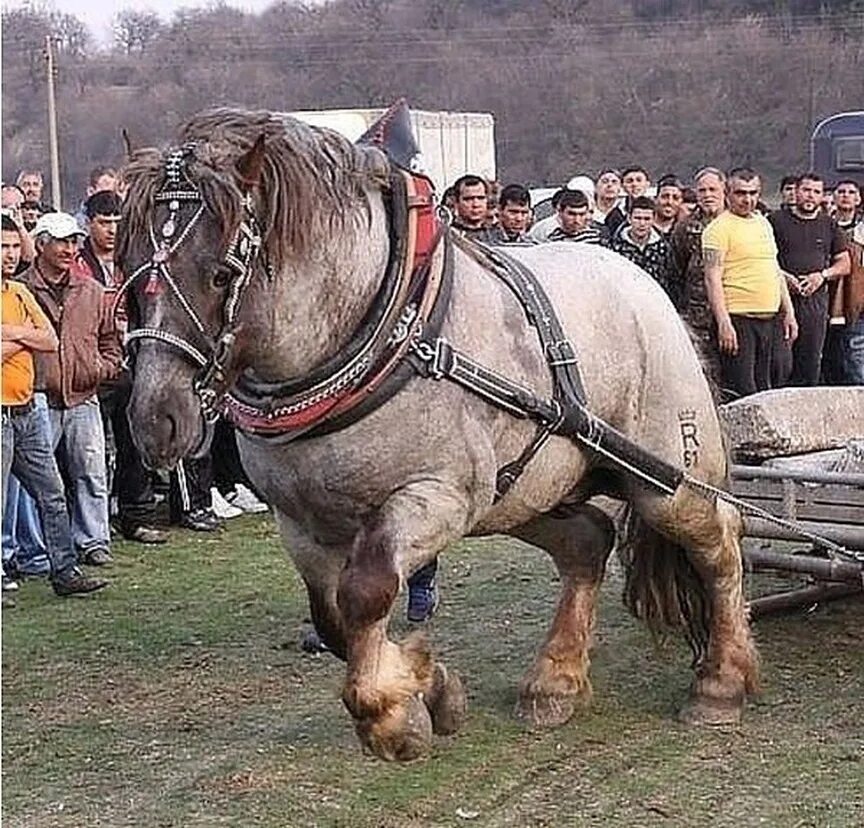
[121,108,391,265]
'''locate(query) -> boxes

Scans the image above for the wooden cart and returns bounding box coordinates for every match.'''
[730,463,864,616]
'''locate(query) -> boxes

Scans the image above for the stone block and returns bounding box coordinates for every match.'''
[720,388,864,460]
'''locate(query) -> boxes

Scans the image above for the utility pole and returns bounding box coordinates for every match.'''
[45,35,62,210]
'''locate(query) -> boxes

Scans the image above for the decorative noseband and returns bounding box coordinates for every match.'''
[120,143,263,422]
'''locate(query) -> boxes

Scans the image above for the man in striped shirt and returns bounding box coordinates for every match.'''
[547,190,604,245]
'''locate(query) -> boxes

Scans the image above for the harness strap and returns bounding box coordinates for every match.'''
[409,337,550,419]
[471,241,588,407]
[408,234,686,499]
[126,327,208,367]
[464,241,589,497]
[410,334,684,497]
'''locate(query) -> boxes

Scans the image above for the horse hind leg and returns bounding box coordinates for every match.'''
[627,489,759,725]
[680,496,760,724]
[512,503,616,728]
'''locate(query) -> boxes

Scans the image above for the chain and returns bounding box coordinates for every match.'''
[683,474,864,565]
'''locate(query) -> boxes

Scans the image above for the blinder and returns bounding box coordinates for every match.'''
[121,143,264,423]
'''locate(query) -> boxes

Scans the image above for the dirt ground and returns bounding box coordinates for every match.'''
[2,515,862,827]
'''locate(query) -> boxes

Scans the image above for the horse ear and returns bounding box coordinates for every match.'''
[236,134,267,191]
[121,128,134,160]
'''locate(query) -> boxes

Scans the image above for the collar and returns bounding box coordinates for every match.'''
[622,226,661,248]
[499,228,527,242]
[451,220,488,235]
[695,207,722,226]
[789,206,822,221]
[222,167,448,440]
[32,260,76,293]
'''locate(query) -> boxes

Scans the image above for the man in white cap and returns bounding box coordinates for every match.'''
[19,212,122,568]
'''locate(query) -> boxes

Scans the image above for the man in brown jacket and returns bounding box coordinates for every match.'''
[19,212,122,566]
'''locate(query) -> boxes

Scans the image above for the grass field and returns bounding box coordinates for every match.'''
[2,513,863,827]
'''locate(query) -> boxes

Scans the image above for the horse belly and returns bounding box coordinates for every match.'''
[467,428,598,535]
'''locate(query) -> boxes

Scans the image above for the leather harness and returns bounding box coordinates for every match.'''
[406,237,684,499]
[126,151,683,499]
[221,173,683,499]
[222,168,448,440]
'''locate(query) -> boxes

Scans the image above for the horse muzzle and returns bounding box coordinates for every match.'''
[127,378,207,471]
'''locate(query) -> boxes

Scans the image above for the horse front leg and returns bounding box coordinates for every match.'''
[338,501,467,761]
[512,504,616,727]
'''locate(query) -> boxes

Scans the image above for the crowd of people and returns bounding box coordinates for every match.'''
[2,161,863,622]
[2,168,268,601]
[441,167,863,397]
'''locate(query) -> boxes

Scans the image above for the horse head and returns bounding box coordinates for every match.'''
[118,108,390,469]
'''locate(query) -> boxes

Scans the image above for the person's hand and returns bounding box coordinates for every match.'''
[717,318,738,355]
[783,313,798,343]
[784,273,802,294]
[798,271,825,297]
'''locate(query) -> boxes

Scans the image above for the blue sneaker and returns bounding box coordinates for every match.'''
[406,560,439,623]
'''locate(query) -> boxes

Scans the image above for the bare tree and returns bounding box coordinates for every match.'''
[113,10,163,55]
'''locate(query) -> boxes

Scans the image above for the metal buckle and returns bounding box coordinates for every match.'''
[545,339,577,366]
[411,337,448,379]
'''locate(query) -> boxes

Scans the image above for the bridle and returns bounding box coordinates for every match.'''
[119,143,264,423]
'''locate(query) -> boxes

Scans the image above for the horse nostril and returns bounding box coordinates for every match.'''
[165,412,179,444]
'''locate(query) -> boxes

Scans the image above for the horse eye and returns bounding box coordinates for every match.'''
[211,266,232,289]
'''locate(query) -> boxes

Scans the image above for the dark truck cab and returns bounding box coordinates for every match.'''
[810,111,864,188]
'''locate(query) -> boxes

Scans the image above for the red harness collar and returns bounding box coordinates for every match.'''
[222,170,444,438]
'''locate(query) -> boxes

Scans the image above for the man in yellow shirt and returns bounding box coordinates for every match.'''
[702,167,798,398]
[1,214,107,596]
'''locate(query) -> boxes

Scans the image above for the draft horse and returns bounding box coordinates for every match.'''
[119,109,758,761]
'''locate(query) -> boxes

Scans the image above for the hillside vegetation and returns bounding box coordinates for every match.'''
[2,0,863,203]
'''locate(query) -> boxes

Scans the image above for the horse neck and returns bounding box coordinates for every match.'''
[247,194,390,380]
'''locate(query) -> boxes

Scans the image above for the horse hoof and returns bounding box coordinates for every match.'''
[678,697,742,727]
[357,695,433,762]
[515,688,583,728]
[516,686,591,727]
[424,663,467,735]
[515,693,574,728]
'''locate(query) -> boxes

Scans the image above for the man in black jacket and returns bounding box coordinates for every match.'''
[78,192,169,545]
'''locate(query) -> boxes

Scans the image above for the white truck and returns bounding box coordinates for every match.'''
[286,107,496,192]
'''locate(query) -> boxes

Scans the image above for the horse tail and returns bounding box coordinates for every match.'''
[618,506,711,664]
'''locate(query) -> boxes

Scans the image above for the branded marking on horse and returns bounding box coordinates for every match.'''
[678,408,700,468]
